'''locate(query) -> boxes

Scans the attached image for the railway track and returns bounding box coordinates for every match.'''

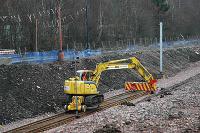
[5,91,148,133]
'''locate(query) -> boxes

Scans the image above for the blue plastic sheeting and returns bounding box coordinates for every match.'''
[0,39,199,64]
[0,49,102,64]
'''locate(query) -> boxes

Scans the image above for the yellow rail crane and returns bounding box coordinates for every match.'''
[64,57,157,112]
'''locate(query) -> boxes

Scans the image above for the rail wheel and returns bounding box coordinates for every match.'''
[81,105,87,112]
[64,94,72,112]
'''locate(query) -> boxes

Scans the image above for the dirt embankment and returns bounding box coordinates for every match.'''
[0,46,200,125]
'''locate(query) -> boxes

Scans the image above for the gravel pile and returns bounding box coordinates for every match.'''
[0,46,200,125]
[47,74,200,133]
[0,63,74,124]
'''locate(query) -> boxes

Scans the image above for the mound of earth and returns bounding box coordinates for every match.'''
[0,46,200,124]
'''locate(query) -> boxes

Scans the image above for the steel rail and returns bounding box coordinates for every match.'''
[5,91,147,133]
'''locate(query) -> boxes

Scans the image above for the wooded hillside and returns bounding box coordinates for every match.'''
[0,0,199,51]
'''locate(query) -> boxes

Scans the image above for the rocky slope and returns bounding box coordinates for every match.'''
[0,46,200,125]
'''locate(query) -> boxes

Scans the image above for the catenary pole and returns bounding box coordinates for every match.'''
[160,22,163,73]
[57,0,64,61]
[58,0,62,51]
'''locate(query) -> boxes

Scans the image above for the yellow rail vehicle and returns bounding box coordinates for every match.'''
[64,57,157,112]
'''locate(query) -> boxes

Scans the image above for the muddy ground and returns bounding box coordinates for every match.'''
[0,46,200,125]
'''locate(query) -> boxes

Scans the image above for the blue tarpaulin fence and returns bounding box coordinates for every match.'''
[0,39,199,64]
[0,49,102,64]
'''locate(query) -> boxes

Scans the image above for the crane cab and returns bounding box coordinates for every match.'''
[64,70,102,112]
[64,70,98,95]
[76,70,94,81]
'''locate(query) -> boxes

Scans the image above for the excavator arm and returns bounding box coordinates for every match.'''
[91,58,135,86]
[129,57,154,82]
[127,57,157,91]
[91,57,157,91]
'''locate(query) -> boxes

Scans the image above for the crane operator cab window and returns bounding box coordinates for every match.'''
[77,70,93,81]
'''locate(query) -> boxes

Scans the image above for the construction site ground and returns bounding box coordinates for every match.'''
[47,65,200,133]
[0,45,200,132]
